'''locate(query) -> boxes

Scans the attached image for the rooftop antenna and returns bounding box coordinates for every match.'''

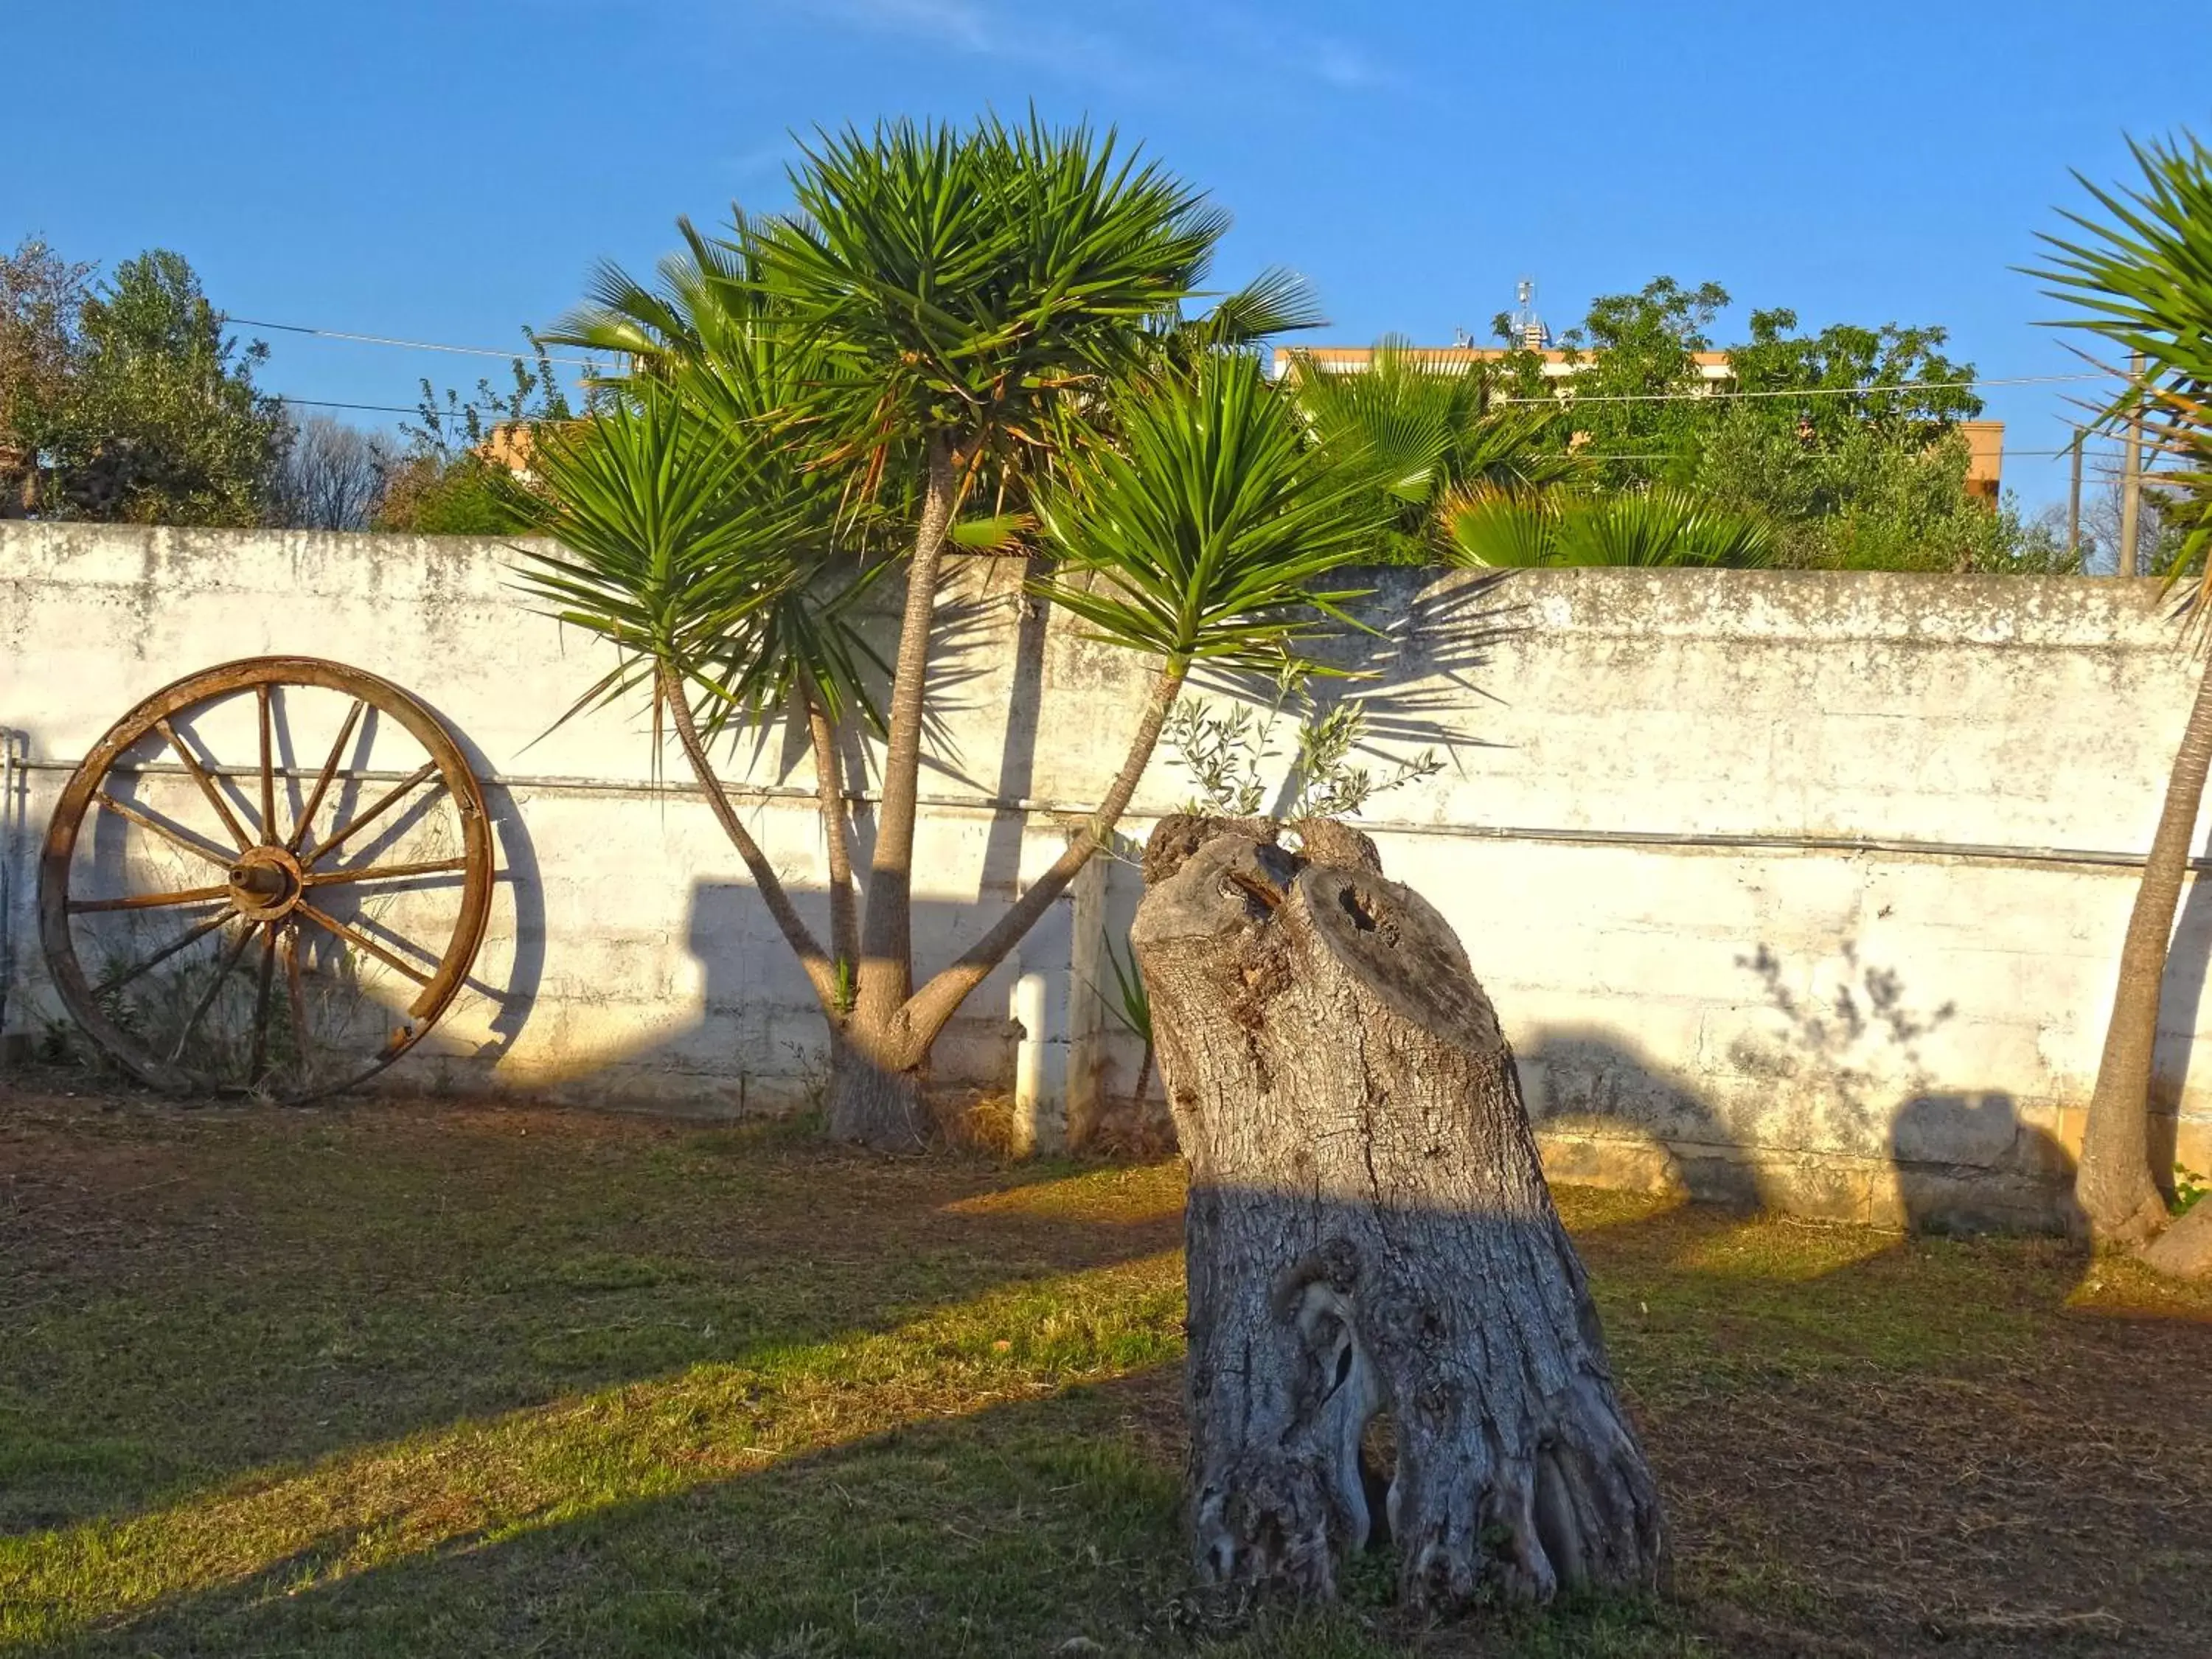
[1512,278,1549,350]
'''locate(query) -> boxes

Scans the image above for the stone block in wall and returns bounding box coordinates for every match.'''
[1517,1026,1718,1147]
[1534,1130,1688,1197]
[1874,1166,2071,1235]
[1889,1091,2031,1169]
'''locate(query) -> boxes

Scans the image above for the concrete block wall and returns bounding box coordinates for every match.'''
[5,524,2210,1229]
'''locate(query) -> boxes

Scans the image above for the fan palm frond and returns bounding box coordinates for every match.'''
[1440,484,1773,568]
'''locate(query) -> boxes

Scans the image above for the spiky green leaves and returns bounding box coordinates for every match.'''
[1287,340,1587,563]
[2032,132,2212,573]
[1031,354,1388,672]
[510,384,880,738]
[753,113,1225,468]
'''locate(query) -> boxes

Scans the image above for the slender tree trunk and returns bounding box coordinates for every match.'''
[894,660,1186,1060]
[828,641,1183,1147]
[2079,652,2212,1243]
[804,685,860,980]
[659,660,837,1014]
[832,434,961,1147]
[1133,818,1666,1614]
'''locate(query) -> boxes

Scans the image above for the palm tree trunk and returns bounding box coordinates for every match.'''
[2079,650,2212,1243]
[803,686,860,979]
[894,659,1186,1062]
[831,434,960,1147]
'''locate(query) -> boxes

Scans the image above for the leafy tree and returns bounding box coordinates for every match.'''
[4,248,287,524]
[0,237,92,515]
[1484,276,2033,570]
[1725,307,1984,446]
[371,452,529,534]
[2031,131,2212,1249]
[372,335,571,535]
[528,115,1389,1147]
[1491,276,1737,484]
[1693,414,2070,573]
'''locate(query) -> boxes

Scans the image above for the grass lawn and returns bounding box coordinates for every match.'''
[4,1081,2211,1657]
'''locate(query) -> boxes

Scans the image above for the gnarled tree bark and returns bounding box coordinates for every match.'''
[1133,817,1666,1613]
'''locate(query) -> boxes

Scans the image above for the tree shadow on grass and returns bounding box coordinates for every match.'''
[31,1181,2212,1659]
[0,1112,1183,1541]
[38,1374,1194,1659]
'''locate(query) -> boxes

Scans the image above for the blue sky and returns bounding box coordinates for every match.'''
[8,0,2209,510]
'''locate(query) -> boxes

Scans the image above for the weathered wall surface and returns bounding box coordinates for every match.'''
[4,524,2209,1229]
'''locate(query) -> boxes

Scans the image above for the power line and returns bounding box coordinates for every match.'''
[1495,370,2102,408]
[233,309,2098,411]
[274,395,440,417]
[225,315,604,371]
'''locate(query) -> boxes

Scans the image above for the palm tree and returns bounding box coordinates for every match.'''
[529,116,1380,1148]
[1439,484,1775,568]
[528,227,886,1020]
[890,352,1388,1059]
[2033,133,2212,1247]
[1286,339,1585,562]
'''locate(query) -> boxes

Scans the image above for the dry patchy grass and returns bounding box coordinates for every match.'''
[3,1079,2211,1656]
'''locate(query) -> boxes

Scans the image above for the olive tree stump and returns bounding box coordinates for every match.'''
[1133,817,1666,1611]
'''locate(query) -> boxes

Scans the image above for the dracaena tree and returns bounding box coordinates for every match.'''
[526,114,1387,1148]
[2032,132,2212,1249]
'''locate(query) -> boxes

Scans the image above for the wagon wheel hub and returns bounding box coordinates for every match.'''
[226,846,304,922]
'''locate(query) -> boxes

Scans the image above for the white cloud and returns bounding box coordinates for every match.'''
[787,0,1401,102]
[803,0,1160,89]
[1307,35,1392,90]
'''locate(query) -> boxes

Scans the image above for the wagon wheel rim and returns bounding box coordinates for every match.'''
[37,655,495,1102]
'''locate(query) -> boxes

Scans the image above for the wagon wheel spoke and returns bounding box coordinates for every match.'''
[288,698,364,854]
[93,790,233,869]
[155,716,252,851]
[249,922,277,1086]
[301,855,470,888]
[69,882,232,914]
[282,922,309,1080]
[93,908,236,996]
[293,899,435,990]
[303,762,442,867]
[167,924,257,1065]
[257,684,278,846]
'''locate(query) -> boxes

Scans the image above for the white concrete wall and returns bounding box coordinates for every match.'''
[5,524,2209,1228]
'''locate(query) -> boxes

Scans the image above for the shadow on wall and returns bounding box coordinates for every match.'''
[505,877,1051,1115]
[403,695,546,1070]
[1521,939,2087,1235]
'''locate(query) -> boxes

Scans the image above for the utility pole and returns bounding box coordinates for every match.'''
[2119,349,2146,577]
[2067,426,2084,568]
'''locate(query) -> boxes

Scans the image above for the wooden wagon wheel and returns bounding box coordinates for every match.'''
[38,656,495,1101]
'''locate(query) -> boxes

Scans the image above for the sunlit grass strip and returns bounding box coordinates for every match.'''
[0,1253,1183,1649]
[937,1161,1187,1225]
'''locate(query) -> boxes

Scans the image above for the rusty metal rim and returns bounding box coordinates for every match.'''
[37,655,495,1102]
